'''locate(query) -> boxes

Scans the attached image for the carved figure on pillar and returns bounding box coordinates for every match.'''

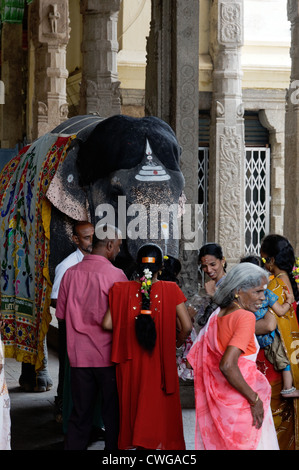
[29,0,70,139]
[79,0,121,117]
[49,4,60,33]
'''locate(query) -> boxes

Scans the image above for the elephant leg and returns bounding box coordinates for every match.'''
[19,363,36,392]
[35,338,54,392]
[19,338,53,392]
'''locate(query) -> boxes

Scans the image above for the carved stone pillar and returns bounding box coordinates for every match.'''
[0,23,24,148]
[28,0,69,140]
[79,0,121,117]
[208,0,245,266]
[145,0,199,299]
[259,108,285,235]
[285,0,299,254]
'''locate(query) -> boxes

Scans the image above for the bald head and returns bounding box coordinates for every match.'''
[94,224,122,244]
[93,224,122,261]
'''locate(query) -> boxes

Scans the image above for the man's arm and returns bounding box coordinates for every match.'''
[55,274,68,321]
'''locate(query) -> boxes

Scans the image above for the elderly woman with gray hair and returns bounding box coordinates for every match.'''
[187,262,279,450]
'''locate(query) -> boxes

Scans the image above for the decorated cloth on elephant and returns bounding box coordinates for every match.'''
[108,280,187,450]
[0,133,75,370]
[0,113,186,381]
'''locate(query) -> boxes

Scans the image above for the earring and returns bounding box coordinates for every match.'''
[235,294,239,299]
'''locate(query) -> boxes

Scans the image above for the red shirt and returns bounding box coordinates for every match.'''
[55,254,127,367]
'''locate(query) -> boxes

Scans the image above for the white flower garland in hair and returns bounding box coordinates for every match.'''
[140,268,152,299]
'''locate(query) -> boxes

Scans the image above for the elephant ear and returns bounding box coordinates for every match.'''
[46,140,89,221]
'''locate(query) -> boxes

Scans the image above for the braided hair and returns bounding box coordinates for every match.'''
[261,234,299,302]
[135,244,163,352]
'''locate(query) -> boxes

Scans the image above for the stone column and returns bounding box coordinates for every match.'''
[79,0,121,117]
[145,0,199,299]
[208,0,245,266]
[0,23,24,148]
[28,0,69,140]
[259,108,285,235]
[285,0,299,254]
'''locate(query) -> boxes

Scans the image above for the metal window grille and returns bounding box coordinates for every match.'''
[197,146,270,261]
[198,147,209,249]
[198,147,209,287]
[244,147,270,255]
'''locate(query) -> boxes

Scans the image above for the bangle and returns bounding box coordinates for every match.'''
[249,393,259,406]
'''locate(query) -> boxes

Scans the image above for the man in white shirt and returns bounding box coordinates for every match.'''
[51,221,94,422]
[51,221,95,307]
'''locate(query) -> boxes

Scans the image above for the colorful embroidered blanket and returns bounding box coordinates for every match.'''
[0,133,75,370]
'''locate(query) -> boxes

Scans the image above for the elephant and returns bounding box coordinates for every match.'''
[0,114,185,387]
[47,114,185,279]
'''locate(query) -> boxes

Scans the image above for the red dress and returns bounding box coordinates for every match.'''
[109,280,186,450]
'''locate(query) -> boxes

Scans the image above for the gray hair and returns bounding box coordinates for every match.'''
[213,262,268,308]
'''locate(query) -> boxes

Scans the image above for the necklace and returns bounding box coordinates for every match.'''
[232,301,241,310]
[220,301,241,317]
[275,272,286,278]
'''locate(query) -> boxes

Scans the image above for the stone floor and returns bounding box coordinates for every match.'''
[4,343,196,451]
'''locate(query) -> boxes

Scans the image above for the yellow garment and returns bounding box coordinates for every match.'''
[268,275,299,450]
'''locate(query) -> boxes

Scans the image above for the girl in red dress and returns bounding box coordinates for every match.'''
[103,243,192,450]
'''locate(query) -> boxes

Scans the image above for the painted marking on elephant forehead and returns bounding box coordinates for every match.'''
[135,140,170,182]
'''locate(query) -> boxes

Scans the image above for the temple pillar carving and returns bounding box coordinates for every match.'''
[208,0,245,266]
[145,0,199,299]
[28,0,69,140]
[259,108,285,235]
[0,23,24,148]
[285,0,299,254]
[79,0,121,117]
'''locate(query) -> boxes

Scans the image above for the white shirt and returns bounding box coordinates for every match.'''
[51,248,84,299]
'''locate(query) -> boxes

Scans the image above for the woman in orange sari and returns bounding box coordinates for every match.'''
[187,262,279,450]
[257,234,299,450]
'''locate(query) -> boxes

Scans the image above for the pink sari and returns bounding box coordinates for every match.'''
[187,309,274,450]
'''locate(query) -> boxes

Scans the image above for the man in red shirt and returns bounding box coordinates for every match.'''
[56,225,127,450]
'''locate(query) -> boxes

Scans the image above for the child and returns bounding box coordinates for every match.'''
[241,255,299,398]
[159,255,197,380]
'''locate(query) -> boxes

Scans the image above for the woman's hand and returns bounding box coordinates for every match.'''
[285,290,294,305]
[187,304,197,320]
[220,345,265,429]
[176,303,192,347]
[204,280,216,296]
[255,310,277,335]
[250,397,264,429]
